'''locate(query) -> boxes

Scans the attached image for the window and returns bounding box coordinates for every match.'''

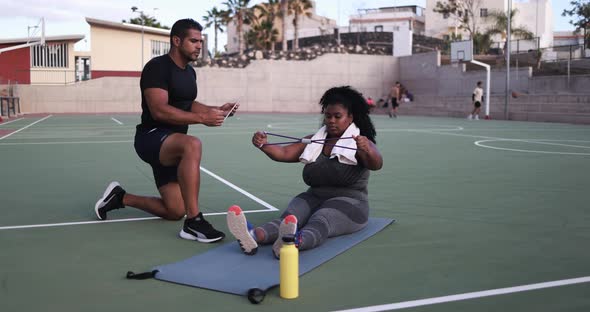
[443,12,450,19]
[374,25,383,32]
[151,40,170,58]
[480,8,488,17]
[31,43,68,68]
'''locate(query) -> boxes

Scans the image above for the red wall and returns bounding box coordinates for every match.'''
[91,70,141,79]
[0,44,30,84]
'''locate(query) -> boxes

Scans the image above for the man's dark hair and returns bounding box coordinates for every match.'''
[170,19,203,45]
[319,86,377,143]
[477,81,482,86]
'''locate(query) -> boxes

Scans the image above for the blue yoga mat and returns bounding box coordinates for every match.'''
[153,217,394,296]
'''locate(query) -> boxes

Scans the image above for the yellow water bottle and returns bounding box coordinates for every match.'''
[279,234,299,299]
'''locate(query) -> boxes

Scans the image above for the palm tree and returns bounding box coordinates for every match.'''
[280,0,288,51]
[288,0,313,50]
[222,0,256,55]
[255,0,281,51]
[485,8,534,54]
[472,32,492,54]
[246,20,279,50]
[123,12,169,29]
[203,7,226,56]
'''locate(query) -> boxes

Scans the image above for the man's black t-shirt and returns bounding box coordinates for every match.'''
[138,54,197,134]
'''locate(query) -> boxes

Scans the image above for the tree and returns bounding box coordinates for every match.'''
[288,0,313,50]
[280,0,288,51]
[203,7,226,55]
[222,0,256,55]
[255,0,281,51]
[246,20,279,50]
[122,12,169,29]
[433,0,482,39]
[472,32,492,54]
[562,0,590,49]
[485,8,534,42]
[484,8,533,61]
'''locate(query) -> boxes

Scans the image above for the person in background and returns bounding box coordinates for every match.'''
[468,81,484,120]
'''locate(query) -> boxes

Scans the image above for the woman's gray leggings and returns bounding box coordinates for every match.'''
[257,191,369,251]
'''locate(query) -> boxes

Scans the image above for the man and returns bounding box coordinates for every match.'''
[389,81,401,118]
[468,81,484,120]
[94,19,237,243]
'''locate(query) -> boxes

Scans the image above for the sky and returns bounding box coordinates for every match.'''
[0,0,578,53]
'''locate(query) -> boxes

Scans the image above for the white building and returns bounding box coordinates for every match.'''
[347,5,425,57]
[425,0,553,48]
[348,5,425,35]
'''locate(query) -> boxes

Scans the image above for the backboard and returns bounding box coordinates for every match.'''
[0,18,45,54]
[451,40,473,63]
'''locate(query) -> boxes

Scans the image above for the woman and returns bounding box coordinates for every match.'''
[227,86,383,258]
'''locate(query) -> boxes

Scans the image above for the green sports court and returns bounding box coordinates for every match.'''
[1,113,589,311]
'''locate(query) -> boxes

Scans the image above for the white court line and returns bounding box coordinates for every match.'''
[332,276,590,312]
[399,128,590,156]
[0,165,278,230]
[0,140,132,145]
[0,117,24,125]
[0,115,52,140]
[0,209,273,231]
[110,117,124,125]
[200,166,279,211]
[475,139,590,156]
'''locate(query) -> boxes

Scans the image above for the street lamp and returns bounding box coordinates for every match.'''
[131,6,145,68]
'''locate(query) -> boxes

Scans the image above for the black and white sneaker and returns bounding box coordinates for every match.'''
[94,181,126,220]
[180,212,225,243]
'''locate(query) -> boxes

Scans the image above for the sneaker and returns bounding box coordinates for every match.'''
[272,215,298,259]
[227,205,258,255]
[474,115,479,120]
[94,181,125,220]
[467,114,473,120]
[180,212,225,243]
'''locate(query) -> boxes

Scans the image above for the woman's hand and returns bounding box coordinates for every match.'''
[353,135,370,153]
[252,131,268,148]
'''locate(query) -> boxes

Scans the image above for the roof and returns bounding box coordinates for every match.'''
[0,35,84,45]
[85,17,170,36]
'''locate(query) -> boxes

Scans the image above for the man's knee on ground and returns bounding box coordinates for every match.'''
[161,197,185,220]
[163,208,185,221]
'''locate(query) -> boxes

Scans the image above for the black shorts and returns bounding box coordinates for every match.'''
[134,127,178,188]
[474,101,481,108]
[391,98,399,108]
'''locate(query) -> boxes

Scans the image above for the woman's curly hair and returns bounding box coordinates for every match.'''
[319,86,377,143]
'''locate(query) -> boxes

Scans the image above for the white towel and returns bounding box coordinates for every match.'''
[299,123,359,165]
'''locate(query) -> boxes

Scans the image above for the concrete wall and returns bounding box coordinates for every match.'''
[11,53,398,114]
[398,51,590,124]
[14,77,140,113]
[8,51,589,124]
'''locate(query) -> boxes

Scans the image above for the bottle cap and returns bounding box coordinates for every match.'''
[282,234,295,243]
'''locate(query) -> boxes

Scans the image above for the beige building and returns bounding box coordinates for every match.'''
[86,17,170,78]
[425,0,553,48]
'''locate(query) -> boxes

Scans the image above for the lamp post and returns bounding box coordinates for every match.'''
[131,6,144,68]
